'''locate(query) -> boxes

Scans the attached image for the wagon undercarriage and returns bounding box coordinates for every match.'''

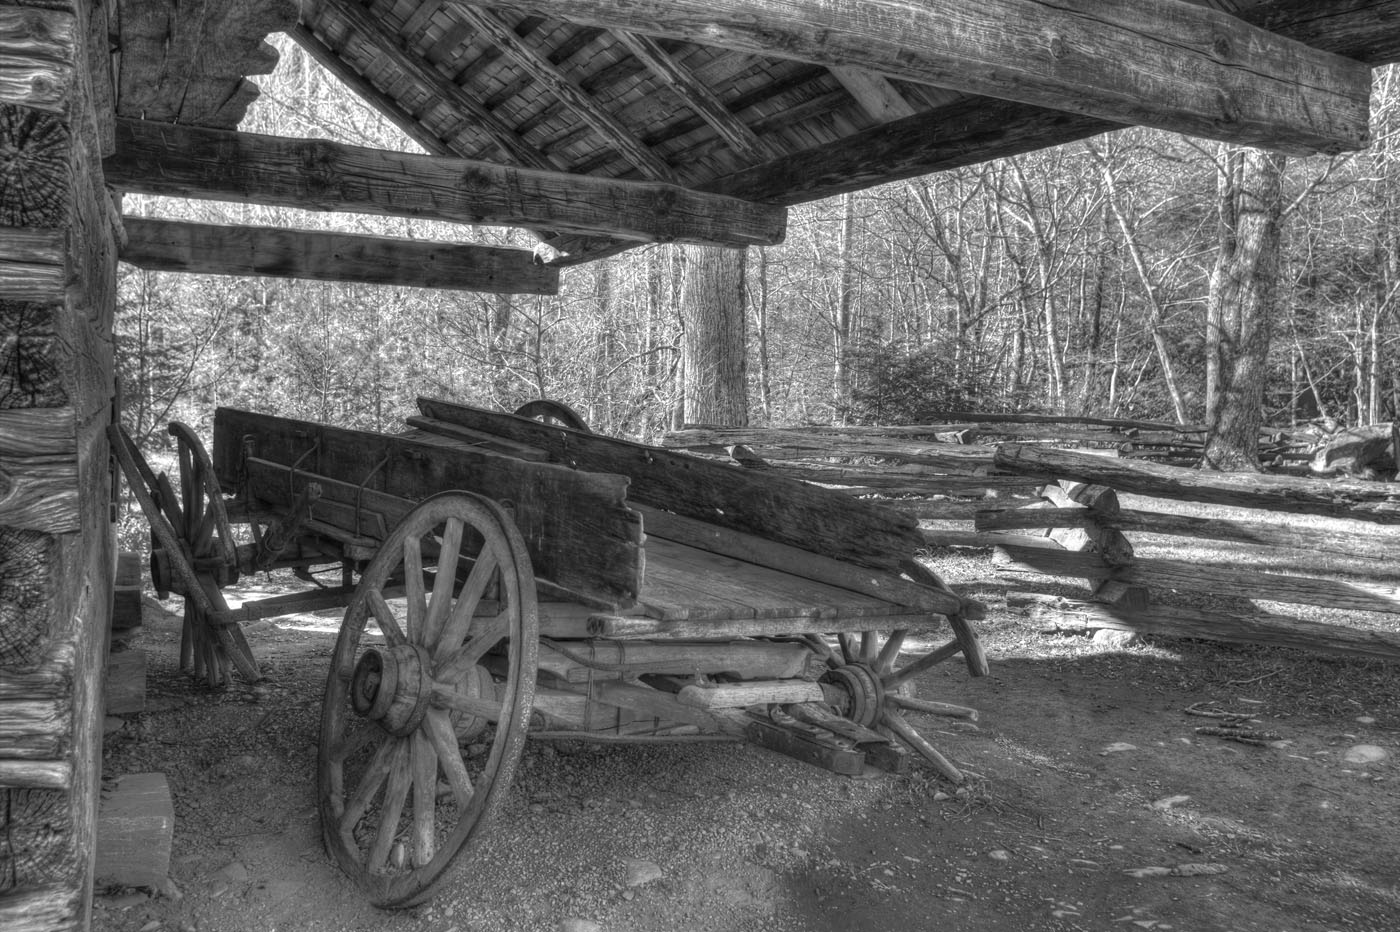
[112,399,987,907]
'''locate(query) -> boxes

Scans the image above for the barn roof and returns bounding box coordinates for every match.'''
[105,0,1400,276]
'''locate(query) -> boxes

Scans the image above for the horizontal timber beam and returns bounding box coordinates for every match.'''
[467,0,1372,156]
[104,118,787,248]
[119,217,560,294]
[706,0,1400,206]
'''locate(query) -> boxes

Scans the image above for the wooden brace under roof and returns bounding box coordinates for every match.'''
[118,217,561,294]
[103,118,787,249]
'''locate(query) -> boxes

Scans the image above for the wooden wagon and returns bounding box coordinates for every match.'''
[110,398,987,907]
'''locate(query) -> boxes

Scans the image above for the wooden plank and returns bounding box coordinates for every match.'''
[1011,592,1400,663]
[93,773,174,888]
[118,218,560,295]
[0,6,75,112]
[636,504,964,615]
[475,0,1373,155]
[637,536,909,621]
[994,539,1400,615]
[213,407,643,607]
[586,612,940,640]
[105,119,785,249]
[536,638,815,683]
[412,400,926,572]
[994,443,1400,522]
[678,679,825,709]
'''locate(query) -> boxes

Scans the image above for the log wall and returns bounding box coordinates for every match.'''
[1,1,118,930]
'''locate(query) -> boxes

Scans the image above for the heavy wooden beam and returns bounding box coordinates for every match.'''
[104,119,787,248]
[468,0,1372,156]
[119,217,560,294]
[613,30,777,162]
[449,5,677,180]
[699,0,1400,206]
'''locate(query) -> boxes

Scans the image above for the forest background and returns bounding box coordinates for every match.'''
[117,37,1400,461]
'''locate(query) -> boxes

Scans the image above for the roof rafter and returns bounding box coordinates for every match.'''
[319,0,557,170]
[828,67,917,122]
[103,119,787,249]
[462,0,1372,155]
[612,30,778,163]
[448,4,678,180]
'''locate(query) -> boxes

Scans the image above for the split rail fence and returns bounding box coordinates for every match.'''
[664,417,1400,663]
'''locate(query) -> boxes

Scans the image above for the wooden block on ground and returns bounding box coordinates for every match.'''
[104,650,145,715]
[95,772,174,888]
[112,583,143,629]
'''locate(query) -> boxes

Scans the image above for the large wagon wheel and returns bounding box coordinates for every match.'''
[109,423,259,686]
[319,492,539,908]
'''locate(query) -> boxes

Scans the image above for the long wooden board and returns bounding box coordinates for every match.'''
[212,408,643,608]
[412,399,924,572]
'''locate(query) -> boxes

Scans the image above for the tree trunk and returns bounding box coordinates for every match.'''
[833,193,856,424]
[680,245,749,427]
[753,247,773,422]
[1203,147,1287,471]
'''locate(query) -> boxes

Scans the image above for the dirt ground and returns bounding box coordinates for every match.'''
[94,567,1399,932]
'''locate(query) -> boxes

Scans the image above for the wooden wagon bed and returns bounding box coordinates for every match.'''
[112,398,985,908]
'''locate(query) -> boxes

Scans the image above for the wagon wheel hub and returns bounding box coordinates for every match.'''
[351,644,434,737]
[820,662,886,728]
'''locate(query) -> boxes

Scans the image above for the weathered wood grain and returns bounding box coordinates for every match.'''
[93,773,173,888]
[478,0,1372,155]
[116,0,295,128]
[996,443,1400,521]
[213,407,644,607]
[0,227,64,303]
[0,790,73,899]
[119,218,560,295]
[0,528,58,669]
[105,119,786,248]
[637,504,964,616]
[1012,591,1400,663]
[413,399,926,572]
[0,882,81,931]
[0,6,74,112]
[0,406,77,532]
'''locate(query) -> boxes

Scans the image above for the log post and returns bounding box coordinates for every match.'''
[1,1,118,929]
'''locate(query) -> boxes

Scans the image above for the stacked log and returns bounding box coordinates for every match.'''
[982,444,1400,663]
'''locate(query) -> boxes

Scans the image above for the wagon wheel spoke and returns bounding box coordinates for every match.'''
[320,492,538,908]
[366,590,408,647]
[812,627,979,785]
[880,709,964,784]
[410,732,439,868]
[435,549,501,662]
[403,537,427,644]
